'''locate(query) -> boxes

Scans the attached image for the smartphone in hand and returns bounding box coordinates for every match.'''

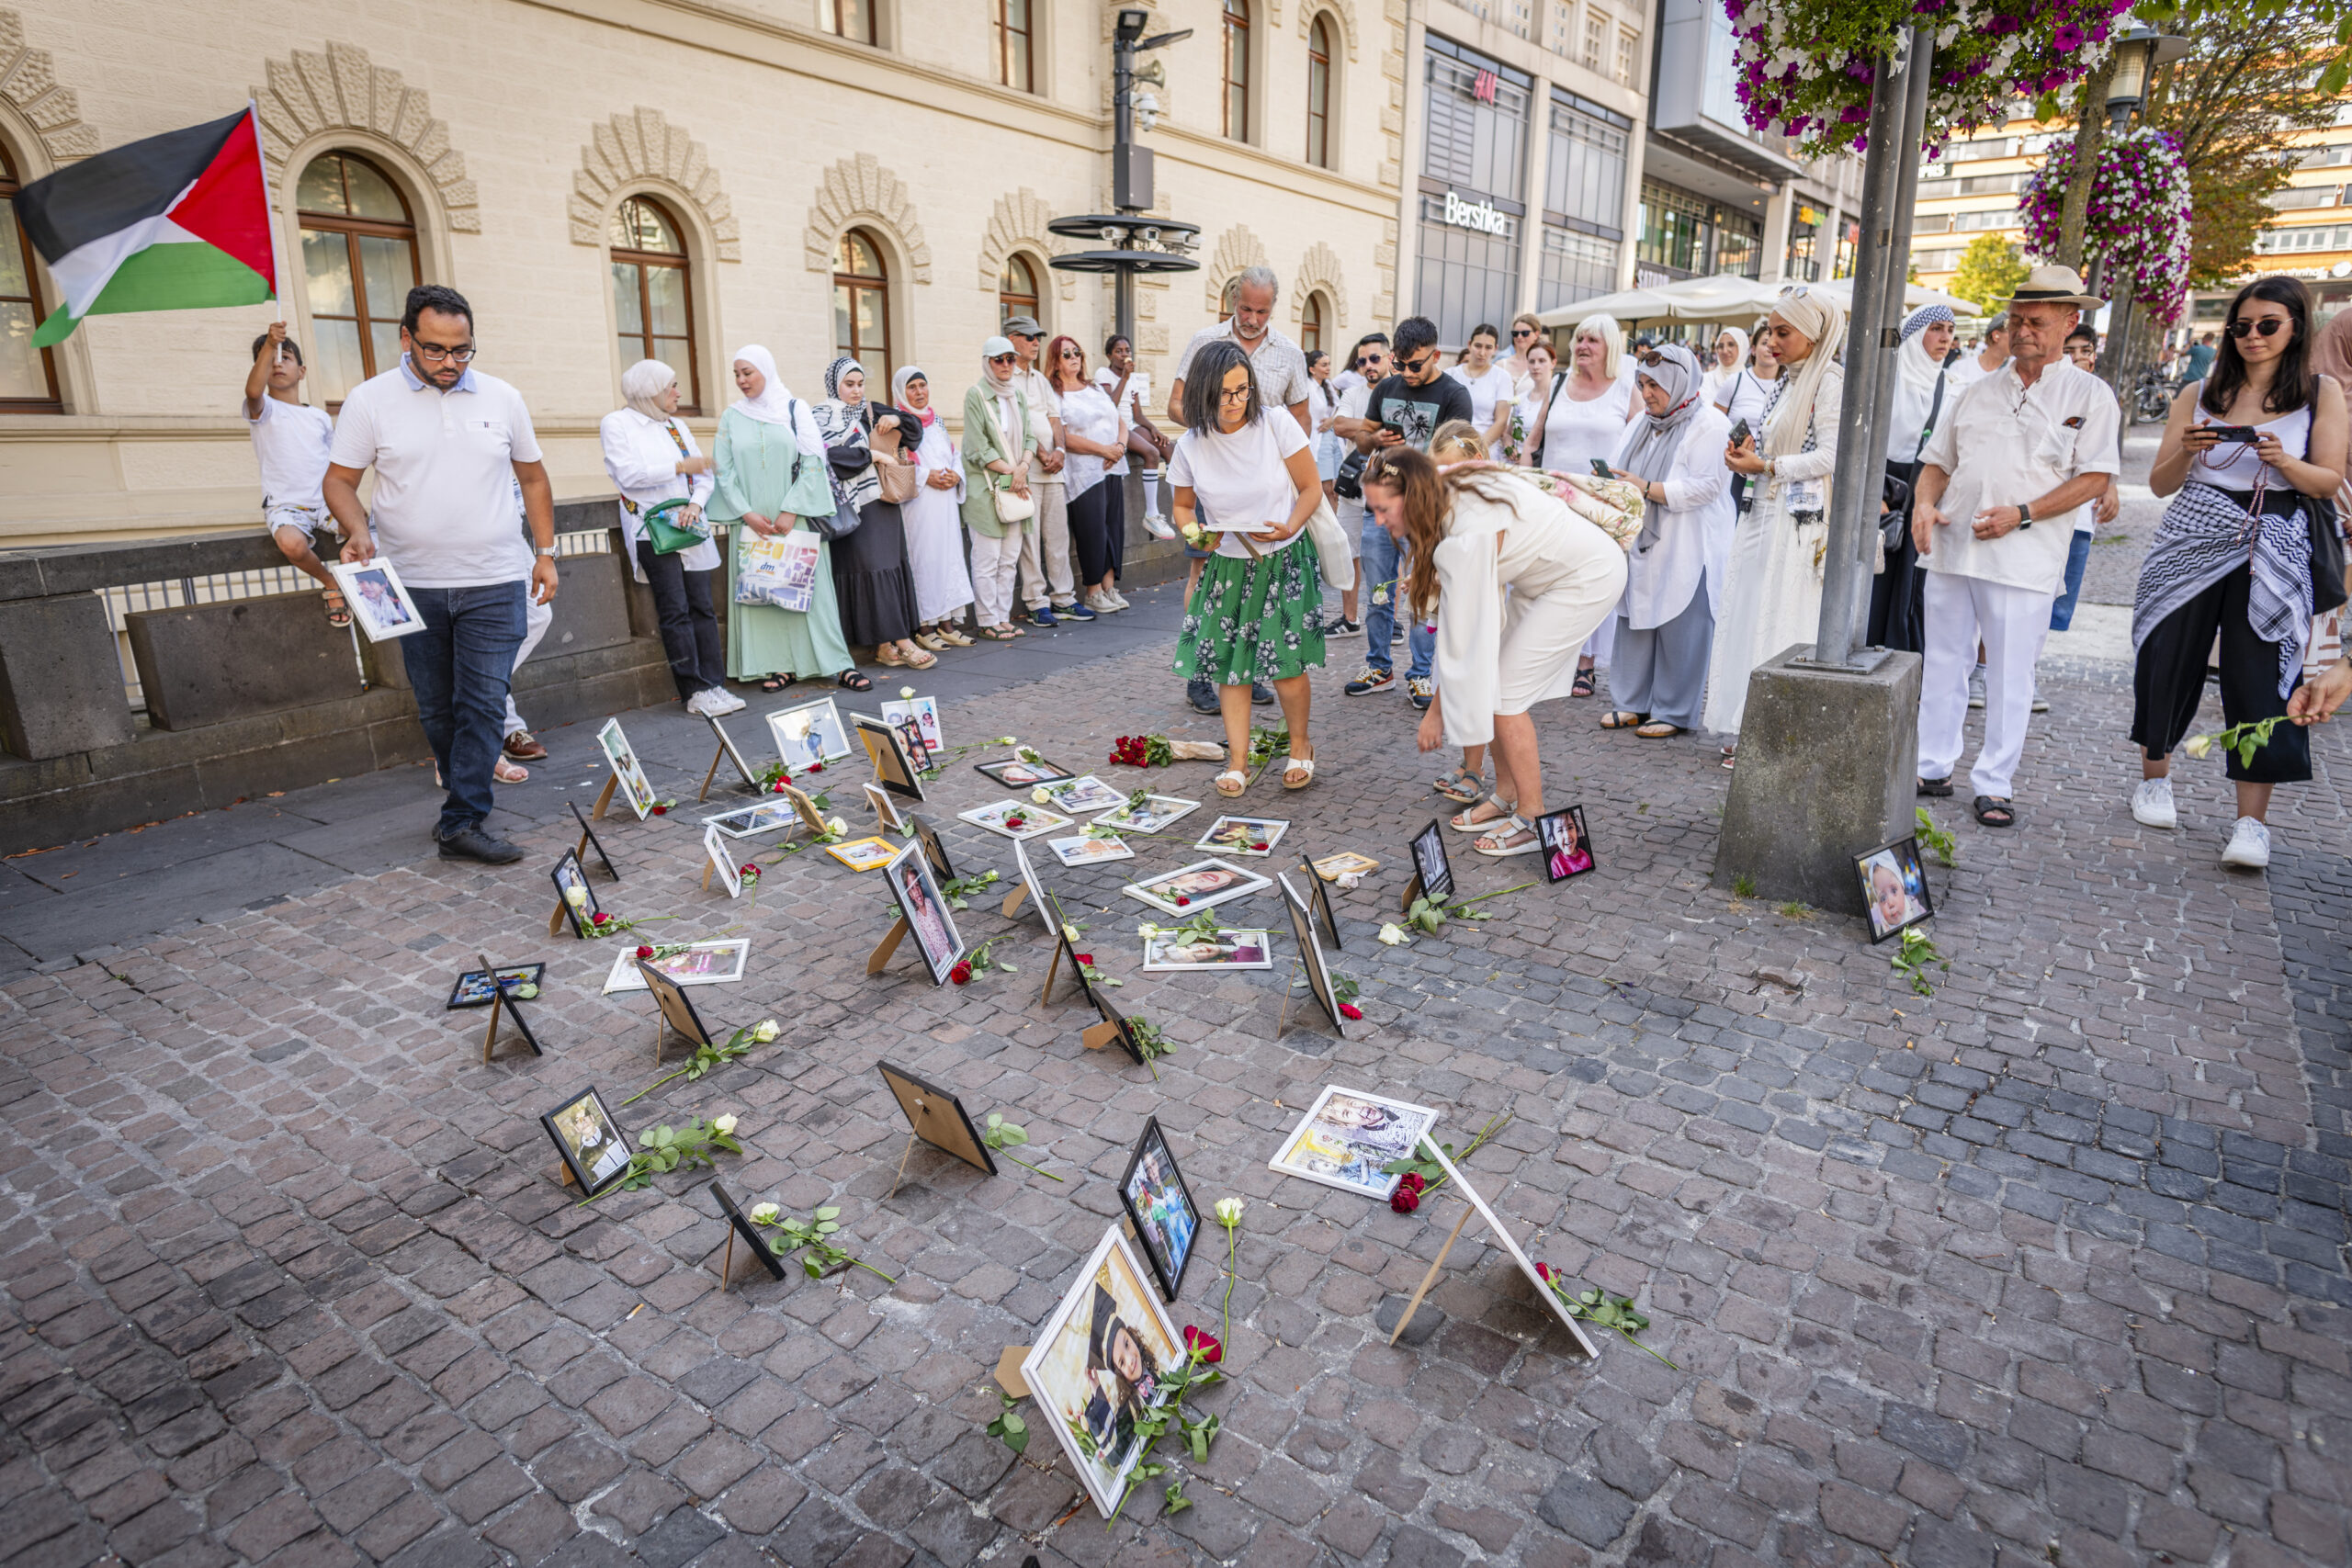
[1590,458,1613,479]
[1728,418,1751,448]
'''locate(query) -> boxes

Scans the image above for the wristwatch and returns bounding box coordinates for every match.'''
[2017,502,2033,529]
[536,545,560,558]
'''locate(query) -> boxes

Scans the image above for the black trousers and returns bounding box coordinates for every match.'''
[1102,471,1127,582]
[2130,561,2312,783]
[1865,458,1926,653]
[1069,481,1115,587]
[634,539,727,701]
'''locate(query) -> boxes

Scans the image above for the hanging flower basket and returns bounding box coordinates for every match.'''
[2018,126,2192,325]
[1726,0,2133,159]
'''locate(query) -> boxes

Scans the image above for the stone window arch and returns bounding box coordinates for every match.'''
[294,150,421,408]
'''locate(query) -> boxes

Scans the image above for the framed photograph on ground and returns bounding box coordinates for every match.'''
[1421,1141,1600,1359]
[1002,835,1053,924]
[569,800,619,880]
[958,800,1072,841]
[893,717,933,772]
[1296,858,1341,948]
[1536,807,1596,885]
[637,956,716,1051]
[769,696,853,770]
[865,782,907,834]
[879,696,942,756]
[704,823,743,898]
[1267,1087,1439,1201]
[876,1061,996,1175]
[828,836,900,872]
[885,843,967,987]
[1021,1226,1186,1519]
[327,558,424,642]
[1119,1119,1201,1302]
[550,850,602,939]
[1279,874,1347,1038]
[1856,837,1933,943]
[1093,794,1200,834]
[1407,821,1453,906]
[975,755,1075,788]
[1122,858,1270,918]
[1193,815,1289,858]
[1040,775,1126,816]
[703,800,800,840]
[854,712,927,801]
[602,940,749,994]
[1089,986,1146,1066]
[701,716,762,800]
[1043,894,1094,1008]
[707,1180,790,1281]
[447,963,543,1010]
[597,719,659,820]
[1048,833,1133,867]
[910,814,956,881]
[1142,930,1272,971]
[542,1085,633,1195]
[1312,851,1379,882]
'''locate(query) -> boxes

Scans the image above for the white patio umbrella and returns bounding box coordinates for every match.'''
[1535,274,1782,329]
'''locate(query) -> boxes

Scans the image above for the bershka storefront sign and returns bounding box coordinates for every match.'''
[1442,191,1510,238]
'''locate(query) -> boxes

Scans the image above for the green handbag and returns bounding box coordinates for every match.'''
[640,497,707,556]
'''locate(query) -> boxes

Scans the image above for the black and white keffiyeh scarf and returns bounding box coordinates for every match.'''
[1758,373,1823,524]
[2132,480,2312,697]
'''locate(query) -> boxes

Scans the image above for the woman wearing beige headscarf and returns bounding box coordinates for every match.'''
[1703,286,1847,750]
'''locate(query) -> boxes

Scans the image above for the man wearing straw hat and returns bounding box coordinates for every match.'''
[1910,265,2121,830]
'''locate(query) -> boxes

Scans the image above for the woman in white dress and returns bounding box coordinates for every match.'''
[1704,287,1847,754]
[599,359,738,716]
[1699,327,1748,410]
[1509,338,1557,468]
[1600,344,1732,738]
[1447,323,1520,457]
[1362,448,1625,857]
[1528,312,1638,697]
[890,366,974,650]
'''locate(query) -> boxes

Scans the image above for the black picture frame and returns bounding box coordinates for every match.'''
[1855,836,1935,943]
[893,716,933,772]
[1045,892,1095,1008]
[499,993,546,1056]
[1297,855,1341,949]
[707,715,763,793]
[551,850,602,939]
[1408,820,1453,904]
[1534,806,1598,885]
[909,814,956,882]
[1281,874,1347,1037]
[1091,986,1146,1066]
[974,755,1076,788]
[447,962,545,1010]
[568,800,619,881]
[876,1061,998,1175]
[1118,1118,1203,1303]
[854,712,927,801]
[541,1084,632,1195]
[637,957,717,1048]
[707,1179,790,1280]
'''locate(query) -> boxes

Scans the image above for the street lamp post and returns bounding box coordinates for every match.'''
[2096,19,2188,392]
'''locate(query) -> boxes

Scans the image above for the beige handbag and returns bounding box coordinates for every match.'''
[874,454,922,505]
[1304,493,1356,593]
[992,479,1035,524]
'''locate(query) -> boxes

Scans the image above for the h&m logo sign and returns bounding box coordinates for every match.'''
[1442,191,1510,238]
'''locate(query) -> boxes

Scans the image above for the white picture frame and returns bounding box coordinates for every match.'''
[1193,815,1290,858]
[702,800,802,839]
[1047,833,1134,867]
[597,718,657,820]
[1267,1086,1441,1201]
[768,696,853,771]
[1039,775,1127,816]
[1019,1226,1186,1520]
[1092,794,1201,834]
[1121,857,1270,917]
[878,696,942,755]
[704,823,742,898]
[1420,1139,1601,1358]
[600,939,750,994]
[327,558,426,642]
[957,800,1073,841]
[1142,929,1273,971]
[865,781,907,833]
[1010,836,1051,925]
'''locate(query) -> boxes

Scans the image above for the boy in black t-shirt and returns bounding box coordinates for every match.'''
[1343,316,1466,705]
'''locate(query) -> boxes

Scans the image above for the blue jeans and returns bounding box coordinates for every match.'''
[401,582,527,838]
[1358,515,1433,680]
[2048,529,2094,631]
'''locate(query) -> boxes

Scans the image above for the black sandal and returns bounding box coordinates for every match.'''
[1917,777,1954,797]
[1972,795,2016,828]
[837,670,873,693]
[759,675,789,693]
[1570,668,1598,698]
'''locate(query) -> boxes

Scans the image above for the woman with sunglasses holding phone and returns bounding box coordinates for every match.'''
[2133,275,2346,868]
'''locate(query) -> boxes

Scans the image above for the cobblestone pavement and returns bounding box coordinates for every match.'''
[1,434,2348,1568]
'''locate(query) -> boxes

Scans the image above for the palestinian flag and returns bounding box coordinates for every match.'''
[10,107,276,347]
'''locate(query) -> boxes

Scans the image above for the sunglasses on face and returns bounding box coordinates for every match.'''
[2228,317,2288,339]
[1396,353,1434,374]
[989,354,1017,365]
[1512,327,1534,337]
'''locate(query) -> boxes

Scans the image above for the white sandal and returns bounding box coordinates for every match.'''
[1450,795,1516,832]
[1473,815,1541,857]
[1216,769,1248,798]
[1283,747,1317,790]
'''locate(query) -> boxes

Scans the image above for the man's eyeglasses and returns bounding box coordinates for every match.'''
[413,342,476,364]
[2228,318,2288,339]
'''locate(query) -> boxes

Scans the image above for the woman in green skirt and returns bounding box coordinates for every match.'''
[1170,339,1327,795]
[707,345,870,694]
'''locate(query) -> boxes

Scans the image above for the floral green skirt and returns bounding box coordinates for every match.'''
[1175,537,1325,686]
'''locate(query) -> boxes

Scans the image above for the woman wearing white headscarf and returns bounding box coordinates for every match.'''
[1701,327,1749,409]
[1601,344,1731,737]
[1704,286,1847,748]
[600,360,737,716]
[1869,303,1959,653]
[815,355,933,670]
[707,345,865,694]
[891,365,974,649]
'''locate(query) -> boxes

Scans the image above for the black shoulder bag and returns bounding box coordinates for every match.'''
[1882,369,1947,552]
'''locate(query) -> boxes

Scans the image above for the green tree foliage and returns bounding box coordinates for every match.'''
[1950,235,2030,314]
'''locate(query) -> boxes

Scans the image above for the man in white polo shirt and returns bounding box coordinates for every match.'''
[1911,266,2120,831]
[322,284,559,865]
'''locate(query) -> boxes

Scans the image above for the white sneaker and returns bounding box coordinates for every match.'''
[707,688,747,716]
[1142,513,1177,541]
[2222,816,2271,869]
[2131,776,2177,829]
[1085,590,1121,615]
[1105,588,1131,610]
[684,689,718,716]
[1967,667,1987,709]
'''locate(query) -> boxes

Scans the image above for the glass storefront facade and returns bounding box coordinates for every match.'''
[1537,87,1629,311]
[1635,179,1762,281]
[1416,35,1532,345]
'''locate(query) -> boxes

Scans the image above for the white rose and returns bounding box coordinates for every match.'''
[2181,734,2213,761]
[1378,922,1412,946]
[749,1201,779,1224]
[712,1113,738,1135]
[899,686,917,699]
[1031,786,1053,804]
[751,1020,780,1043]
[828,817,848,835]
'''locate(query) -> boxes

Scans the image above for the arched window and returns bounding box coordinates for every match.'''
[817,0,875,44]
[609,196,698,412]
[999,254,1040,329]
[1218,277,1238,325]
[298,152,419,408]
[997,0,1035,92]
[1306,17,1334,168]
[1300,292,1326,355]
[0,142,60,411]
[832,229,891,388]
[1223,0,1251,142]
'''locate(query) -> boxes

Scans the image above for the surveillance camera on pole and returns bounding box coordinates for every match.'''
[1051,7,1200,345]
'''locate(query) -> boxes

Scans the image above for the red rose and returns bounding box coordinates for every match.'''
[1182,1325,1224,1363]
[772,782,787,794]
[1174,896,1190,907]
[1074,953,1094,966]
[1252,842,1269,852]
[593,912,612,926]
[950,961,973,985]
[650,806,668,816]
[808,761,824,773]
[1399,1172,1425,1194]
[636,945,654,959]
[1535,1262,1555,1284]
[740,864,758,879]
[1339,1002,1363,1021]
[1390,1188,1419,1214]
